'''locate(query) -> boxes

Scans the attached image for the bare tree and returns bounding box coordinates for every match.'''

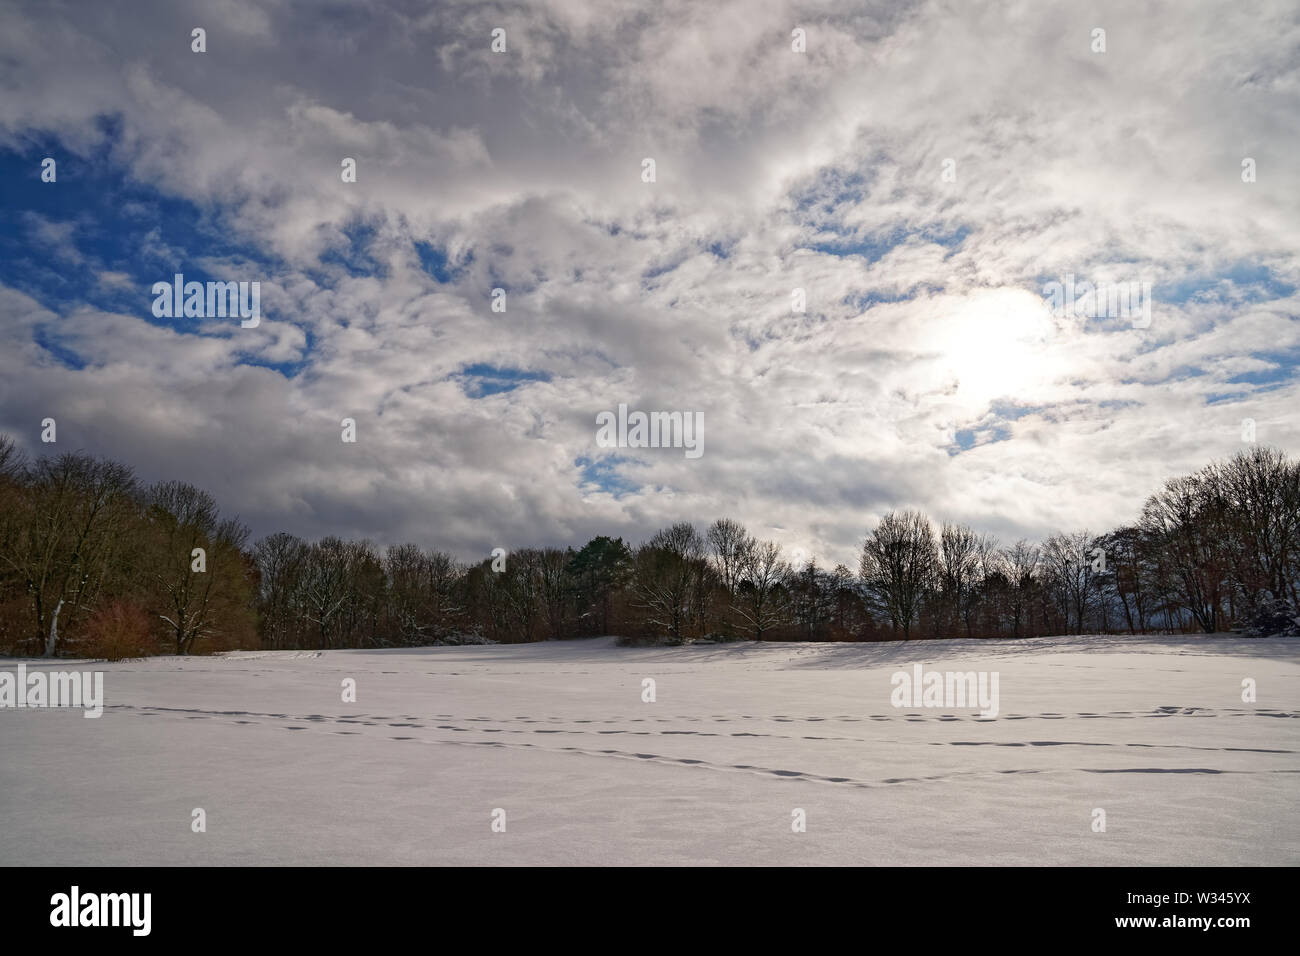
[1001,539,1040,638]
[937,522,981,638]
[633,523,706,641]
[1041,531,1097,634]
[504,548,546,642]
[1096,526,1153,635]
[255,532,309,648]
[860,510,936,640]
[734,539,790,640]
[537,547,573,640]
[707,518,750,598]
[384,543,432,645]
[0,437,30,645]
[1141,477,1228,633]
[300,537,364,648]
[1210,446,1300,612]
[0,453,137,655]
[142,481,251,654]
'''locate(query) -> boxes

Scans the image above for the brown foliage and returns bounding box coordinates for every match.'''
[82,598,156,661]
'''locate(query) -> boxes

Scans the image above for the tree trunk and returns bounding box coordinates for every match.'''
[44,598,64,657]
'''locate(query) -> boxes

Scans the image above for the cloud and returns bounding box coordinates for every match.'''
[0,0,1298,568]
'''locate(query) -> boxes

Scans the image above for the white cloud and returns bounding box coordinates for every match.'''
[1,0,1298,567]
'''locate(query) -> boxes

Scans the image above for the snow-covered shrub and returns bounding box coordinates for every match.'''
[693,632,745,644]
[616,632,743,646]
[433,630,497,646]
[1243,599,1300,637]
[616,634,682,647]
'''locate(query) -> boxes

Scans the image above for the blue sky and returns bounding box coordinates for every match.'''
[0,0,1297,565]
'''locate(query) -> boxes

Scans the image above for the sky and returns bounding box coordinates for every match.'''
[1,0,1298,569]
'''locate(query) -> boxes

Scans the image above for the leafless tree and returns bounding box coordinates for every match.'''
[537,547,573,640]
[1210,446,1300,612]
[0,452,137,655]
[860,510,936,640]
[999,540,1039,638]
[937,522,987,638]
[734,539,790,640]
[1041,531,1098,634]
[707,518,750,598]
[633,522,706,641]
[300,537,370,648]
[1141,477,1229,633]
[255,532,309,648]
[141,481,251,654]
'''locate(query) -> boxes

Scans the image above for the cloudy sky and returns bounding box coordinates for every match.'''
[1,0,1297,567]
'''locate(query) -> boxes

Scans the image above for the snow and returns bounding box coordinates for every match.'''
[2,634,1296,865]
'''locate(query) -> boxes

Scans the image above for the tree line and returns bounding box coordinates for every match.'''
[1,433,1296,657]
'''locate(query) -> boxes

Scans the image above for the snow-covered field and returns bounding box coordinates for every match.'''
[2,634,1296,865]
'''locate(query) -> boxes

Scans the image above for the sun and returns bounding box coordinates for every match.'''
[923,288,1060,410]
